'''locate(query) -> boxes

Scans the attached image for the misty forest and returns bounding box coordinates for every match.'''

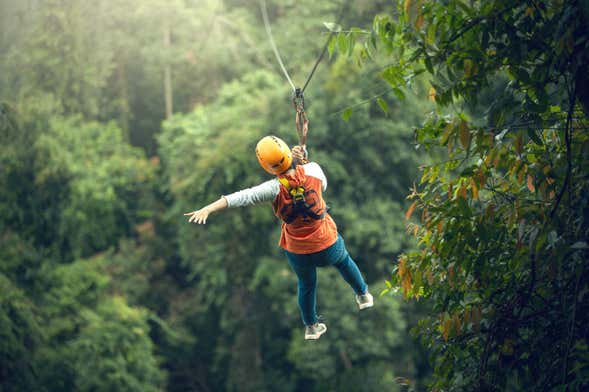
[1,0,588,391]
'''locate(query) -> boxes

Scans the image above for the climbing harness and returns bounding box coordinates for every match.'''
[260,0,340,150]
[279,177,306,203]
[276,177,325,224]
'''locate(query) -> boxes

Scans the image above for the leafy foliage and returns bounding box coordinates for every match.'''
[330,0,589,390]
[0,102,165,391]
[35,116,155,259]
[0,273,42,392]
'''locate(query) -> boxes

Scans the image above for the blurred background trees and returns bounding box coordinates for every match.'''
[1,0,586,391]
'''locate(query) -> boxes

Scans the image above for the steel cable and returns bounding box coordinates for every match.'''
[260,0,296,91]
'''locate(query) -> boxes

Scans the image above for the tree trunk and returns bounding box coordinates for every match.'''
[163,22,173,119]
[117,59,130,140]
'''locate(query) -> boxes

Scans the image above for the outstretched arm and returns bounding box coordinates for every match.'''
[184,179,280,224]
[184,197,228,224]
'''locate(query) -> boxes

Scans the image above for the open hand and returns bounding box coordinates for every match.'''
[184,208,210,224]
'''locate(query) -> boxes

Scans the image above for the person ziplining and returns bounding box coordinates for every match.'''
[184,1,372,341]
[184,120,373,340]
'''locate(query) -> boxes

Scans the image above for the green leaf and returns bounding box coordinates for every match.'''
[342,107,353,121]
[393,88,406,100]
[327,35,337,58]
[377,97,388,114]
[337,33,348,55]
[381,67,398,86]
[370,30,378,49]
[527,130,543,145]
[571,241,589,249]
[347,34,356,56]
[425,57,434,73]
[427,23,436,44]
[458,120,470,149]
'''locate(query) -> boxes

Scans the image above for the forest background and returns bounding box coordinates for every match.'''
[1,1,588,391]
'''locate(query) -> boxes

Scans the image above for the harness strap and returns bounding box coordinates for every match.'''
[278,177,305,202]
[277,177,325,223]
[294,101,309,164]
[295,109,308,146]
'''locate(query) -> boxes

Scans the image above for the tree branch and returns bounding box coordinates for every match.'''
[549,84,576,218]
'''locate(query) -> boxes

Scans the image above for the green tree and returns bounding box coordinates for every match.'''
[34,258,167,391]
[35,115,154,259]
[0,274,42,392]
[1,103,167,391]
[333,0,589,390]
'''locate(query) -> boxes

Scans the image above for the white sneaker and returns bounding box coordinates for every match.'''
[304,323,327,340]
[355,292,374,310]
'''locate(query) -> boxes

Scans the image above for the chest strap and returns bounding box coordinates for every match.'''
[278,177,305,203]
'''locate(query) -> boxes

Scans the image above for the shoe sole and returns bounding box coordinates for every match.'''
[357,295,374,310]
[305,325,327,340]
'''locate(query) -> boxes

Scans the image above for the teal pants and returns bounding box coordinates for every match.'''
[284,234,368,325]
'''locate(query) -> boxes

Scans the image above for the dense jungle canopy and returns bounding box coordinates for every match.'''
[1,1,588,391]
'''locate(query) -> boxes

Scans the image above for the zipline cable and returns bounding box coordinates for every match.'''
[328,87,396,117]
[300,34,332,94]
[302,1,346,94]
[260,0,346,97]
[260,0,296,91]
[300,2,345,94]
[260,0,346,151]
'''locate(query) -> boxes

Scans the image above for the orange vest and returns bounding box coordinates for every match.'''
[272,165,338,254]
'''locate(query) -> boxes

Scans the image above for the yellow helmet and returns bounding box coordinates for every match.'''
[256,136,293,175]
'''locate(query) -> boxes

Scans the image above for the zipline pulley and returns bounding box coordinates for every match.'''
[293,87,305,113]
[260,0,340,157]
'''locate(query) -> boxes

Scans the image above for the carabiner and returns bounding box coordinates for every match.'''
[292,87,305,112]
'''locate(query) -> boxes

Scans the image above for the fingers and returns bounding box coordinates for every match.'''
[291,151,303,162]
[184,211,198,223]
[195,213,206,224]
[184,210,209,224]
